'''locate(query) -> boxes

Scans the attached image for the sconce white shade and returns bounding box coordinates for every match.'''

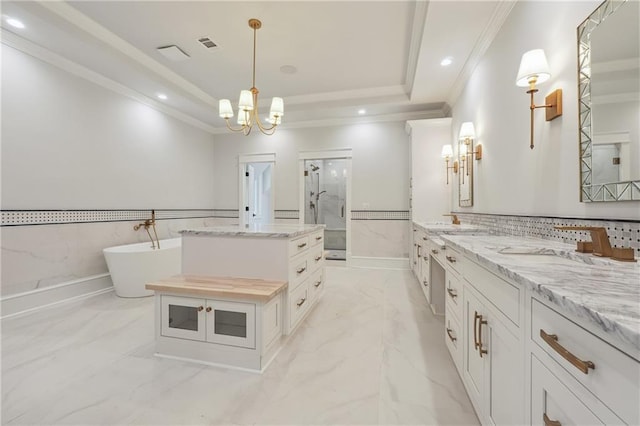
[238,90,254,111]
[516,49,551,87]
[269,97,284,117]
[459,122,476,140]
[219,99,233,118]
[441,144,453,159]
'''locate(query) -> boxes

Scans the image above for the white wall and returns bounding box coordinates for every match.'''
[1,45,215,209]
[212,122,411,211]
[451,0,639,220]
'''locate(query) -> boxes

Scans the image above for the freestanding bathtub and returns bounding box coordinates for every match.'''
[103,238,181,297]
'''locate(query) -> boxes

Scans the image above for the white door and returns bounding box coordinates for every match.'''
[240,160,274,225]
[464,288,486,412]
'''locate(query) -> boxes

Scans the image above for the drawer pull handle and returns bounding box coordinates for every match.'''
[431,249,439,254]
[447,288,457,299]
[540,329,595,374]
[543,413,561,426]
[474,311,488,357]
[205,307,212,313]
[423,280,428,287]
[197,306,204,312]
[296,297,306,307]
[314,280,322,288]
[446,327,457,342]
[297,242,307,249]
[315,256,322,261]
[296,267,306,274]
[446,255,456,263]
[315,236,322,241]
[422,237,427,241]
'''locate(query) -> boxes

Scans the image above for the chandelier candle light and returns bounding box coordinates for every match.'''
[218,19,284,136]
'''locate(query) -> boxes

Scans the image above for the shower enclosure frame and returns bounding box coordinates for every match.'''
[298,149,352,264]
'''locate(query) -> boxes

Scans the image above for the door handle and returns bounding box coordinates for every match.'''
[543,413,561,426]
[478,314,488,357]
[447,288,457,299]
[540,329,595,374]
[446,328,457,343]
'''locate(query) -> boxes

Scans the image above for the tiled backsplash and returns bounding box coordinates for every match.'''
[453,212,640,257]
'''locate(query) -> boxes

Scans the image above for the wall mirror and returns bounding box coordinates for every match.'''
[458,139,473,206]
[578,0,640,202]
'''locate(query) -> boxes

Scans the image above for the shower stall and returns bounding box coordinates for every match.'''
[304,159,347,260]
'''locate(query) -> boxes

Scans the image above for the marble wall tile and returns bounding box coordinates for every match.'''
[351,220,410,258]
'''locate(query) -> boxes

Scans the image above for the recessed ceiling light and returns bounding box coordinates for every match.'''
[280,65,297,74]
[440,57,453,66]
[6,17,25,29]
[157,93,168,100]
[358,109,366,115]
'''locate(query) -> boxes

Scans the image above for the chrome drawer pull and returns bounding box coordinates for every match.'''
[431,249,439,254]
[314,280,322,288]
[296,297,306,307]
[446,328,457,342]
[540,329,595,374]
[543,413,561,426]
[297,242,307,249]
[446,255,456,263]
[296,267,306,274]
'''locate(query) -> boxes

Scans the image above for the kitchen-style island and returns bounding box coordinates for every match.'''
[146,223,326,372]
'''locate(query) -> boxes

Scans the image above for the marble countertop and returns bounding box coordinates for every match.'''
[180,223,325,238]
[441,234,640,352]
[413,221,486,235]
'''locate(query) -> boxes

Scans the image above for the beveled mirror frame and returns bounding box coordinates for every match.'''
[578,0,640,201]
[458,140,473,207]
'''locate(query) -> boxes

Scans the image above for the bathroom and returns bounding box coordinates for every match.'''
[1,0,638,424]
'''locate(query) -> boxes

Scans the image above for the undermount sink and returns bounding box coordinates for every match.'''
[489,246,587,266]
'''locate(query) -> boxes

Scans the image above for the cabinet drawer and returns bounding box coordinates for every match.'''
[289,235,310,257]
[289,281,310,329]
[531,299,639,424]
[444,309,462,374]
[530,354,621,425]
[462,257,520,327]
[445,269,462,322]
[308,245,324,272]
[309,268,324,301]
[309,230,324,247]
[289,252,309,290]
[442,245,463,275]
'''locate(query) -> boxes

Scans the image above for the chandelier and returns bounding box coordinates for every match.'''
[218,19,284,136]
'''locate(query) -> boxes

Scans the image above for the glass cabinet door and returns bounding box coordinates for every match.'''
[206,300,256,349]
[161,295,206,341]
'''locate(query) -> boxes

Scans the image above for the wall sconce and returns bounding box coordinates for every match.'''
[516,49,562,149]
[459,122,482,161]
[441,144,458,185]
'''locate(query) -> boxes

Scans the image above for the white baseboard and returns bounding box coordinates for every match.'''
[1,273,114,319]
[349,256,410,270]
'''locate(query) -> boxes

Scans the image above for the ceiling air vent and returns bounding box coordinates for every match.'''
[198,37,218,49]
[156,45,190,61]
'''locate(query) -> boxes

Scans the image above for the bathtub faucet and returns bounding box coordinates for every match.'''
[133,210,161,249]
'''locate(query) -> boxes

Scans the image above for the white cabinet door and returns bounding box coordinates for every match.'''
[463,288,486,411]
[161,295,206,341]
[205,299,256,349]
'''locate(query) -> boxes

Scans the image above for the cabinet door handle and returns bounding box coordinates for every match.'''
[447,288,457,299]
[431,249,439,254]
[446,327,457,342]
[296,297,306,307]
[314,280,322,288]
[446,255,456,263]
[297,242,307,249]
[423,280,428,287]
[315,236,322,241]
[205,306,212,313]
[315,256,322,261]
[473,311,480,350]
[422,237,427,241]
[540,329,595,374]
[197,306,204,312]
[478,314,488,357]
[296,267,306,274]
[543,413,561,426]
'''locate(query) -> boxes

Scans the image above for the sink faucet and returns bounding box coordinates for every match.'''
[554,226,613,258]
[443,214,460,225]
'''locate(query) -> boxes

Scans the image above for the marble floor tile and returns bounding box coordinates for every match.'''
[1,265,478,425]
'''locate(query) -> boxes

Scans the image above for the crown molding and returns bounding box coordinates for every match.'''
[404,0,429,95]
[446,0,516,107]
[36,0,218,107]
[2,29,218,134]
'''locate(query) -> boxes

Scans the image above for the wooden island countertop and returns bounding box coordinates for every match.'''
[145,275,287,302]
